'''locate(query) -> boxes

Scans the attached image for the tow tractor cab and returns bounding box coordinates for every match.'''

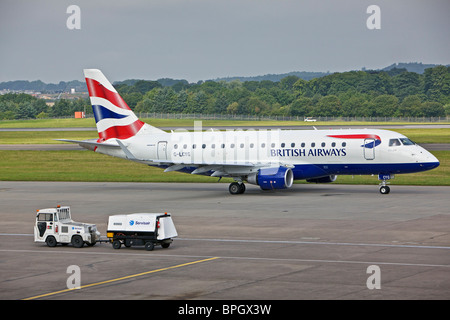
[107,213,177,251]
[34,206,100,248]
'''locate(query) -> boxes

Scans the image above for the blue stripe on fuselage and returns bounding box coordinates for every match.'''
[292,161,440,179]
[149,162,440,180]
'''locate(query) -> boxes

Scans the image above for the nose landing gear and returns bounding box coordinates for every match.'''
[379,184,391,194]
[378,174,393,194]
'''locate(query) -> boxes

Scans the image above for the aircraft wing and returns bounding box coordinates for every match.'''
[164,161,294,178]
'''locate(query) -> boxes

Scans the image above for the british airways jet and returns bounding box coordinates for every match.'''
[60,69,440,195]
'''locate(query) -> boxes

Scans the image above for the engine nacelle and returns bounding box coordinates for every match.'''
[247,167,294,190]
[306,175,337,183]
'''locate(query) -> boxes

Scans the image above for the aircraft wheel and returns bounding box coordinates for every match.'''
[229,182,245,195]
[379,186,390,194]
[229,182,241,194]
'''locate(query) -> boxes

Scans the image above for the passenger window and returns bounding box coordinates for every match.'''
[183,144,187,149]
[211,144,215,149]
[301,142,305,148]
[221,144,225,148]
[291,143,295,147]
[174,144,178,149]
[281,143,285,148]
[250,143,254,148]
[202,144,206,149]
[342,142,346,147]
[240,143,244,148]
[331,142,336,147]
[389,139,401,146]
[271,143,275,148]
[261,143,266,148]
[193,144,196,149]
[231,144,235,148]
[321,142,326,147]
[311,142,315,147]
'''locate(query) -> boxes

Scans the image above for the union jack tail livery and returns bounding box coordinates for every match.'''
[84,69,164,141]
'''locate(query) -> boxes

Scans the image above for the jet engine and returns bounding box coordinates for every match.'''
[306,175,337,183]
[247,167,294,190]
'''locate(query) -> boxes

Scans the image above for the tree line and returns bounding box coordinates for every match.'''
[1,66,449,120]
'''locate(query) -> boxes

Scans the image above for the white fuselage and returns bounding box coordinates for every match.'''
[94,128,439,180]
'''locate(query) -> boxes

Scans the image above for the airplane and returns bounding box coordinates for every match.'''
[59,69,440,195]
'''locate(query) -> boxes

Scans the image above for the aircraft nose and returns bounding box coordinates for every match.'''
[421,148,440,169]
[413,145,439,165]
[430,153,440,167]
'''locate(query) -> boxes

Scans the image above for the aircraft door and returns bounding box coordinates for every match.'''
[157,141,168,160]
[363,138,375,160]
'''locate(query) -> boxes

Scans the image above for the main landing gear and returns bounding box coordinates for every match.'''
[229,182,246,195]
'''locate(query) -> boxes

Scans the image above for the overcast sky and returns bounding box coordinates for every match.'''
[0,0,449,83]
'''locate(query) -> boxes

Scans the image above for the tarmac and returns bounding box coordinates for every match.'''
[0,181,449,300]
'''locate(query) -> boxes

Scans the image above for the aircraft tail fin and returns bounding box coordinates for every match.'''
[83,69,165,142]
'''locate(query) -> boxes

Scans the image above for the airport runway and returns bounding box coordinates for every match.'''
[0,181,449,300]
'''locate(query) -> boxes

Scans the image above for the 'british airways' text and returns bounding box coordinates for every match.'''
[270,148,347,157]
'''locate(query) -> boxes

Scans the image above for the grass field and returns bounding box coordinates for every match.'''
[0,150,448,186]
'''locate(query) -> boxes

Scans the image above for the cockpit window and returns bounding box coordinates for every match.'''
[399,138,415,145]
[389,138,416,146]
[389,139,401,146]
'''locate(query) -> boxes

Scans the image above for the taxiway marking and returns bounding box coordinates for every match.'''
[22,256,219,300]
[2,249,448,269]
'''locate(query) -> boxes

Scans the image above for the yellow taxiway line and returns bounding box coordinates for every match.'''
[23,257,219,300]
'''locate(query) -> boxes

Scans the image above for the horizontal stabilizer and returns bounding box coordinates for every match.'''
[56,139,121,150]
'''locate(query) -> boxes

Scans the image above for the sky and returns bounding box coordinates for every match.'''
[0,0,449,83]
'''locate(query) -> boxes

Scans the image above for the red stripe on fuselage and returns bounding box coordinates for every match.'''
[327,134,381,141]
[85,78,131,110]
[97,119,145,141]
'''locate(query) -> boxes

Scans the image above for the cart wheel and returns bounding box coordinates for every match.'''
[71,235,84,248]
[161,243,170,249]
[112,240,121,249]
[145,242,154,251]
[46,236,57,247]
